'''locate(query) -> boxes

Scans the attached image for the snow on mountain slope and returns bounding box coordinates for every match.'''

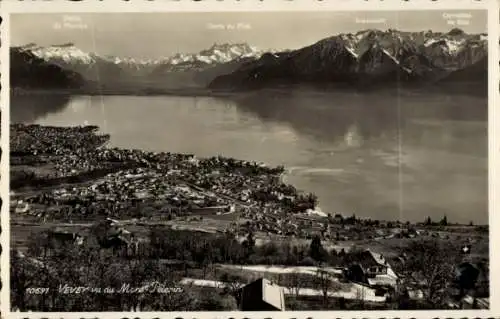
[424,38,466,55]
[338,28,485,69]
[28,43,96,64]
[19,42,263,71]
[208,28,486,90]
[15,42,266,84]
[14,28,486,91]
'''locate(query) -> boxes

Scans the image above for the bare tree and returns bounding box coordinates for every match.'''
[219,272,242,297]
[355,285,366,308]
[314,268,341,307]
[401,238,461,307]
[280,272,303,297]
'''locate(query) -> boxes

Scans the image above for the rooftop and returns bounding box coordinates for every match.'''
[345,250,382,268]
[261,278,285,311]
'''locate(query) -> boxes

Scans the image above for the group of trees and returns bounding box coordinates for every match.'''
[11,247,238,311]
[396,239,488,309]
[325,213,478,230]
[149,230,343,269]
[15,223,489,311]
[424,215,449,227]
[200,156,285,176]
[27,227,343,268]
[250,189,318,212]
[26,228,331,271]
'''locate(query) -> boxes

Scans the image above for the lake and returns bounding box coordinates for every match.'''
[11,88,488,224]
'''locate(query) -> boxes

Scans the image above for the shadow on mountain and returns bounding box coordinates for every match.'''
[443,56,488,82]
[208,42,360,91]
[208,35,449,92]
[10,93,71,124]
[192,59,252,87]
[10,48,84,89]
[433,57,488,96]
[208,29,486,93]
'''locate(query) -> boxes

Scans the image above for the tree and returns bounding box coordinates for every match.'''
[306,193,318,208]
[152,283,200,311]
[192,239,213,278]
[337,297,347,309]
[424,216,432,226]
[355,285,366,308]
[198,293,238,310]
[219,272,242,298]
[440,215,448,226]
[314,268,341,307]
[329,248,340,266]
[309,235,327,262]
[27,232,49,258]
[338,248,346,258]
[394,287,411,309]
[11,251,34,311]
[453,263,480,301]
[281,272,303,297]
[242,231,256,259]
[448,28,465,36]
[400,238,461,307]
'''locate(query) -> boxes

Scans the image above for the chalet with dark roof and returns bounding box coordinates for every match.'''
[344,250,388,277]
[343,250,398,290]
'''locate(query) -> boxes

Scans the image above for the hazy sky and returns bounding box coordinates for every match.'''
[11,10,487,59]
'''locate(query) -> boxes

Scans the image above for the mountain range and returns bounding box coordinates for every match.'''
[209,28,487,90]
[10,28,488,93]
[13,42,264,80]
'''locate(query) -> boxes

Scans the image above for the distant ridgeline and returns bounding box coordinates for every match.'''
[10,28,488,92]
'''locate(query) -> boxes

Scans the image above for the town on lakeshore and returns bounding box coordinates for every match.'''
[8,8,490,313]
[10,124,489,311]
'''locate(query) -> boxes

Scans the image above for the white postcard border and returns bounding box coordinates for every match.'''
[1,0,498,318]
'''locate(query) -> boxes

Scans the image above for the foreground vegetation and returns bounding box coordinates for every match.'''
[11,225,489,311]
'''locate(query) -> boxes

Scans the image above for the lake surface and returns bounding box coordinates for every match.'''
[11,88,488,224]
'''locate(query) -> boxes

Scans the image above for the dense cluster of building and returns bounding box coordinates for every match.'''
[11,124,108,156]
[10,124,312,225]
[11,125,455,242]
[12,125,485,247]
[15,167,230,220]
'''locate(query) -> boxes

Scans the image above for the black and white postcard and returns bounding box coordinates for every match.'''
[1,0,498,317]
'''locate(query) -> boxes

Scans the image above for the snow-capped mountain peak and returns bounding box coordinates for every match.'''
[192,42,262,64]
[208,28,487,90]
[108,56,165,66]
[16,42,266,78]
[424,38,465,55]
[26,43,96,65]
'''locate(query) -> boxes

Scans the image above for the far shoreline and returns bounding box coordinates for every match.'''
[10,87,220,98]
[9,81,488,99]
